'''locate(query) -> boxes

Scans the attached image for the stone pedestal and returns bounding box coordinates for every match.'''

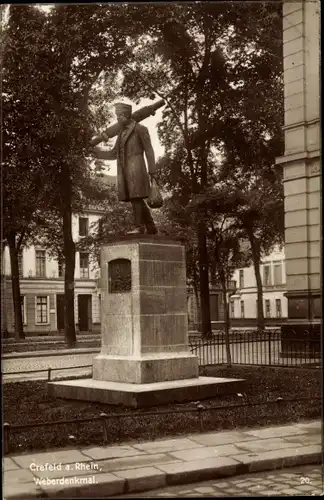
[276,1,321,355]
[92,237,199,383]
[49,236,244,407]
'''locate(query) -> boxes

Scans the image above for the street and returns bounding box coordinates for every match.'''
[2,338,320,383]
[2,352,96,382]
[119,465,323,497]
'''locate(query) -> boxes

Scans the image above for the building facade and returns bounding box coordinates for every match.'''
[187,245,288,330]
[3,234,289,336]
[275,0,321,328]
[187,281,237,330]
[2,211,103,335]
[230,245,288,320]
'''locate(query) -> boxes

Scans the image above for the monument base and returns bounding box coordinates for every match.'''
[49,237,245,408]
[92,353,199,384]
[48,376,246,408]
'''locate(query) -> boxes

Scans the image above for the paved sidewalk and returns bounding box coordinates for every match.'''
[119,465,323,497]
[3,420,322,499]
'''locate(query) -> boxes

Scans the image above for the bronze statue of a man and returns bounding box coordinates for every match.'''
[93,102,158,235]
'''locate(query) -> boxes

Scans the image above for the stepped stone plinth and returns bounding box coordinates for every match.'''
[49,236,244,407]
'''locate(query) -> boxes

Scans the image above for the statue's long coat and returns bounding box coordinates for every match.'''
[96,120,156,202]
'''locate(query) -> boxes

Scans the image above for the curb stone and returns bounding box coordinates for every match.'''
[2,348,100,360]
[3,449,321,499]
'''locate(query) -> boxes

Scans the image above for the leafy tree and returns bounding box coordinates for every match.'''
[208,216,251,365]
[2,5,55,339]
[158,201,202,325]
[235,178,284,330]
[31,4,174,344]
[2,4,147,344]
[3,2,283,342]
[191,168,284,330]
[217,95,284,330]
[119,1,283,336]
[33,172,115,261]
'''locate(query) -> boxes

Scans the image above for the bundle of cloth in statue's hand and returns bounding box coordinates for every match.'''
[147,178,163,208]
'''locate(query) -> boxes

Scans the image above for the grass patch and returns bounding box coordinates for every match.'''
[4,365,320,454]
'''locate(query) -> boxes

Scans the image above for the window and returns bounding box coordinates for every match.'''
[36,296,49,324]
[35,250,46,277]
[239,269,244,289]
[240,300,245,318]
[21,295,27,324]
[58,256,65,278]
[230,300,235,318]
[18,250,23,278]
[273,262,282,285]
[80,252,89,278]
[79,217,89,237]
[276,298,282,318]
[263,265,271,286]
[98,293,101,318]
[265,299,271,318]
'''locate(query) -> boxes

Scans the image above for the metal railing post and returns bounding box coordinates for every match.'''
[116,415,122,442]
[100,413,108,443]
[196,404,204,433]
[4,422,10,454]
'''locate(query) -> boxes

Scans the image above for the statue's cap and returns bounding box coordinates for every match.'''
[114,102,132,114]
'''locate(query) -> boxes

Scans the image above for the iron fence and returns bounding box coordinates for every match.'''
[3,395,321,454]
[189,329,321,367]
[2,330,321,381]
[2,329,321,454]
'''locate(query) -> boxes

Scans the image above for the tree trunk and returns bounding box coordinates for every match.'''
[248,232,265,331]
[62,181,77,347]
[193,281,200,331]
[1,246,8,337]
[217,261,232,367]
[209,257,217,286]
[198,225,212,338]
[7,233,25,340]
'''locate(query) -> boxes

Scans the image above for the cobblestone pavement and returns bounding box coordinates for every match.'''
[120,465,323,497]
[2,353,96,381]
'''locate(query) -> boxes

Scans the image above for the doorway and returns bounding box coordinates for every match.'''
[56,294,65,331]
[210,293,219,321]
[78,294,92,332]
